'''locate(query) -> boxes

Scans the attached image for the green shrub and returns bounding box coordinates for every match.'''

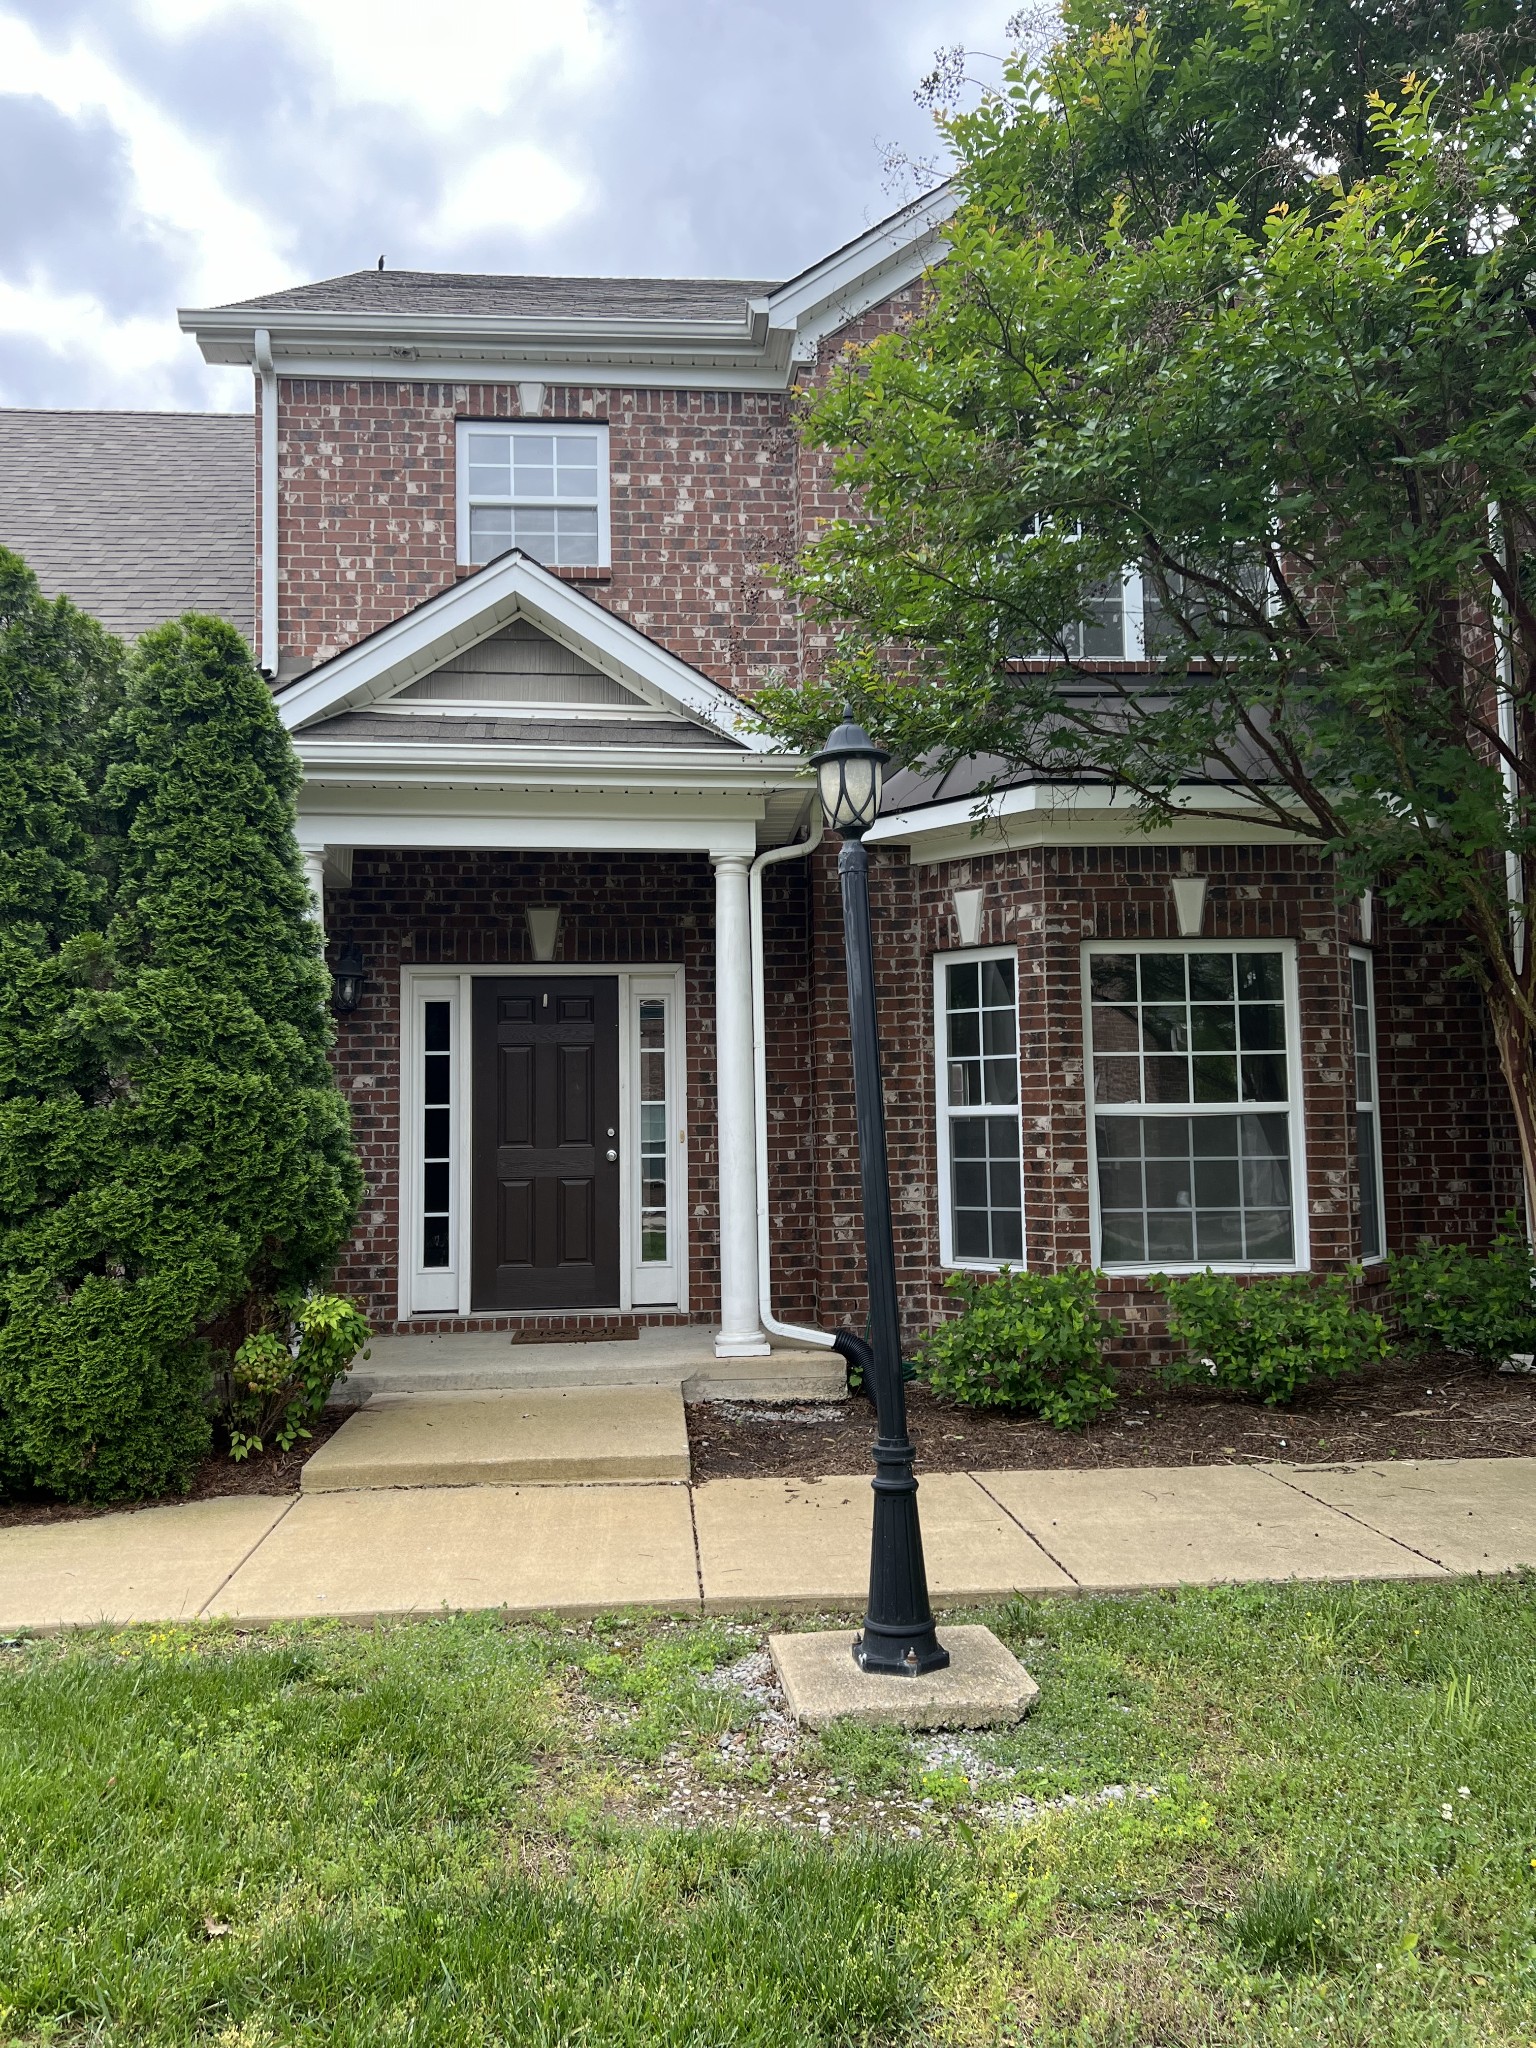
[1387,1222,1536,1364]
[919,1265,1119,1429]
[0,609,363,1500]
[217,1291,371,1459]
[1158,1270,1384,1406]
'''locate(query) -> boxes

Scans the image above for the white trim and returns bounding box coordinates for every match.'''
[1081,938,1311,1276]
[273,544,778,750]
[628,975,688,1307]
[400,975,466,1316]
[933,946,1026,1272]
[455,419,611,570]
[1350,946,1388,1265]
[868,781,1306,863]
[399,962,688,1318]
[254,327,277,674]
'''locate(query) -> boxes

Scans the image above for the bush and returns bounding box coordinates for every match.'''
[217,1291,371,1458]
[1387,1222,1536,1364]
[1158,1270,1385,1406]
[919,1265,1120,1429]
[0,609,362,1500]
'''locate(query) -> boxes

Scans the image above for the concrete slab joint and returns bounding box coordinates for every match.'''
[769,1626,1040,1731]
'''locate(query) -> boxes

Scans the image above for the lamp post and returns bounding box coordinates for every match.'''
[812,713,949,1677]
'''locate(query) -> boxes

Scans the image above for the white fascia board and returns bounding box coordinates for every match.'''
[293,801,761,859]
[274,548,776,750]
[292,739,807,792]
[868,781,1308,863]
[180,305,764,363]
[229,357,804,391]
[762,186,955,327]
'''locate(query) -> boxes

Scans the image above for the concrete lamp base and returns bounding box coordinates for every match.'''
[769,1625,1040,1732]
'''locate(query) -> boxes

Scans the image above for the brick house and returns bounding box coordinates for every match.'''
[4,190,1517,1370]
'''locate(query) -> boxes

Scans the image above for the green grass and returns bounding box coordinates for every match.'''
[2,1580,1536,2043]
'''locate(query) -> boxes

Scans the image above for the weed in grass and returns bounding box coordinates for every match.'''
[1228,1874,1347,1974]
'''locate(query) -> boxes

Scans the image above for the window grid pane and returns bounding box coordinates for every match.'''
[638,998,668,1263]
[1089,949,1288,1106]
[422,1000,452,1269]
[942,955,1023,1264]
[465,426,603,568]
[1095,1112,1294,1266]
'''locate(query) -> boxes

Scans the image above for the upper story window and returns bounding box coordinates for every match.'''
[456,422,610,569]
[1011,547,1270,663]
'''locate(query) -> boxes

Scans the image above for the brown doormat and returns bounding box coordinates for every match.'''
[506,1322,640,1345]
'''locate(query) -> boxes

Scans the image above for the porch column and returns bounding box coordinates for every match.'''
[712,852,770,1356]
[301,849,327,937]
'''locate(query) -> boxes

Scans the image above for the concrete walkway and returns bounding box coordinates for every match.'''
[4,1456,1534,1631]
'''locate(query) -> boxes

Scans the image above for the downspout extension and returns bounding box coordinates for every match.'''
[253,327,278,679]
[751,812,836,1348]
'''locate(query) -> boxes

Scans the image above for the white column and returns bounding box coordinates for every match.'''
[302,849,327,938]
[712,852,770,1356]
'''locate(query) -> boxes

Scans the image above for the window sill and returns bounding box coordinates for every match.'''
[454,561,612,583]
[1099,1262,1308,1279]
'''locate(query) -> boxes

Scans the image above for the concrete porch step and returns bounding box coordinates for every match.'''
[335,1327,846,1405]
[302,1385,691,1492]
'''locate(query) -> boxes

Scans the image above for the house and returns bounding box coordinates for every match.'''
[2,191,1516,1370]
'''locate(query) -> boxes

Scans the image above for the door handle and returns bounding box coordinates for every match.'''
[605,1148,618,1161]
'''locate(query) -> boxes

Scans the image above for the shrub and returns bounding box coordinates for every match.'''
[919,1265,1120,1429]
[217,1291,371,1459]
[1158,1270,1385,1406]
[1387,1222,1536,1364]
[0,611,363,1500]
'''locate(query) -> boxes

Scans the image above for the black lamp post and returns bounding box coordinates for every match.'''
[812,712,949,1678]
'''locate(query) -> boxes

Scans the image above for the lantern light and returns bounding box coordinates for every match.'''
[811,711,888,838]
[330,940,366,1015]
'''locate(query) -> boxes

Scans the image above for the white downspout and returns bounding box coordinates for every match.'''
[254,327,278,678]
[751,812,836,1347]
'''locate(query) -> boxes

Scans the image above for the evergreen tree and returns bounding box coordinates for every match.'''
[0,610,361,1499]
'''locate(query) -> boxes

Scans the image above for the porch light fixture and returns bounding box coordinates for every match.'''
[526,905,562,963]
[330,940,366,1015]
[811,711,888,838]
[814,711,948,1679]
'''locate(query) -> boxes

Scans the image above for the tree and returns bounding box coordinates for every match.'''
[758,2,1536,1216]
[0,611,361,1499]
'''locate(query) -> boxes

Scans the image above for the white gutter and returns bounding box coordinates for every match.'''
[750,813,835,1349]
[253,327,278,676]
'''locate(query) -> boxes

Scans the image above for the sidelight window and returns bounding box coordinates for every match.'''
[1351,950,1386,1261]
[457,421,610,568]
[935,950,1025,1266]
[421,999,453,1268]
[1085,943,1306,1270]
[638,997,669,1263]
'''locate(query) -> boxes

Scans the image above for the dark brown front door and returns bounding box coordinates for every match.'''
[471,976,620,1309]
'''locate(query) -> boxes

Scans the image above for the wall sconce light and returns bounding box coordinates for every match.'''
[526,905,562,962]
[330,940,366,1014]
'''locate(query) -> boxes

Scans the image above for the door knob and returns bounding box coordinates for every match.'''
[606,1148,618,1161]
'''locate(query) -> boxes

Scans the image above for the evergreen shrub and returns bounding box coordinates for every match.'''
[1387,1222,1536,1364]
[920,1265,1119,1429]
[0,604,362,1499]
[1158,1271,1385,1406]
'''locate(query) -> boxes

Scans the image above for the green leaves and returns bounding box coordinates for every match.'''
[920,1264,1120,1428]
[1388,1221,1536,1364]
[1158,1270,1387,1404]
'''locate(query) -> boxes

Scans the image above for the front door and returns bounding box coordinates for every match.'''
[471,976,621,1309]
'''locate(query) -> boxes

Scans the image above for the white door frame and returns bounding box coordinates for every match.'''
[398,962,689,1319]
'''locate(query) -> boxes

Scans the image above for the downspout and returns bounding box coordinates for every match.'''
[751,811,836,1347]
[253,327,278,678]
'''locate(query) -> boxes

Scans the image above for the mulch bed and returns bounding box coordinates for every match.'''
[0,1409,350,1531]
[686,1352,1536,1483]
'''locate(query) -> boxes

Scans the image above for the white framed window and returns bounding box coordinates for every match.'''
[456,421,610,569]
[629,976,685,1307]
[1083,941,1309,1273]
[403,976,465,1313]
[1012,550,1270,661]
[934,948,1025,1267]
[1350,948,1386,1262]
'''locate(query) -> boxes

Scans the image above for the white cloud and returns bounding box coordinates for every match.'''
[432,142,589,246]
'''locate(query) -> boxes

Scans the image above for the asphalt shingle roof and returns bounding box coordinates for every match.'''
[214,271,781,321]
[0,409,254,643]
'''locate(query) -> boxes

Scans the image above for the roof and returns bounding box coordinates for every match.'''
[0,409,253,643]
[215,272,782,321]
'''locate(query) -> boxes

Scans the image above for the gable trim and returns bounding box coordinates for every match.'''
[274,548,774,750]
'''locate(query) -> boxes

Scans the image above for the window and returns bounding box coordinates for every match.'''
[1351,950,1386,1261]
[457,422,609,568]
[935,951,1024,1265]
[638,997,669,1264]
[1085,944,1306,1270]
[421,999,454,1268]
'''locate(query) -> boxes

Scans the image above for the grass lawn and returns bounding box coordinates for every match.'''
[2,1579,1535,2045]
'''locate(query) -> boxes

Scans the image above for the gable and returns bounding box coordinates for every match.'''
[389,620,653,712]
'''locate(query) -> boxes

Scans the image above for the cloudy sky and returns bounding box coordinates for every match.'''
[0,0,1020,414]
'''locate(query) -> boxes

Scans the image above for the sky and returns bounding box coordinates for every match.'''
[0,0,1024,414]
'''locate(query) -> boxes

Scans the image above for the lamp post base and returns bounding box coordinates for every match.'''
[851,1626,951,1677]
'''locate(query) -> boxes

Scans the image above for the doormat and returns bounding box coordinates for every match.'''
[507,1323,641,1345]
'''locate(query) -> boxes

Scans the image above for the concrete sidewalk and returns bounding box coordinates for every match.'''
[3,1456,1533,1632]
